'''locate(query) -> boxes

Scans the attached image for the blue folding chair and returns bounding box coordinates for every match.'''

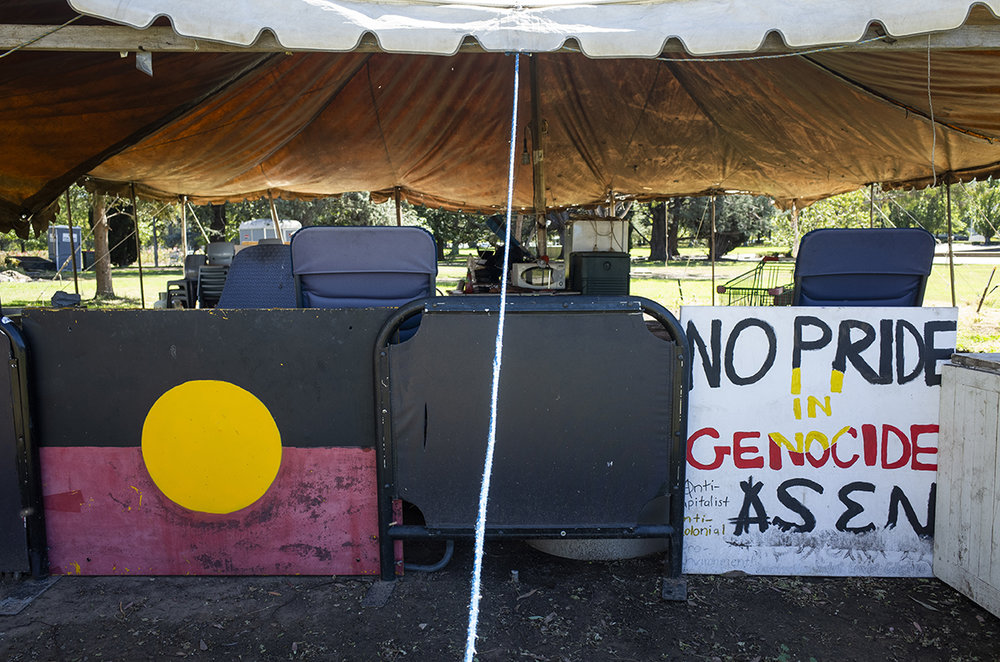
[290,226,437,338]
[217,244,295,309]
[793,228,936,306]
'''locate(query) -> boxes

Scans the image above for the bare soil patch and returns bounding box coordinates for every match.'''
[1,541,997,661]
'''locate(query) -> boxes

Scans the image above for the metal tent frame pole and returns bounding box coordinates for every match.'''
[130,183,145,308]
[710,196,716,306]
[946,181,956,307]
[64,189,79,295]
[267,191,283,241]
[530,56,547,257]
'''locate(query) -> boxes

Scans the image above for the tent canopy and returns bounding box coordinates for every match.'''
[3,1,1000,236]
[65,0,1000,57]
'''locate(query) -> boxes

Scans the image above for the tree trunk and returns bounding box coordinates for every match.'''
[649,201,667,262]
[92,193,115,298]
[434,233,446,260]
[667,198,680,258]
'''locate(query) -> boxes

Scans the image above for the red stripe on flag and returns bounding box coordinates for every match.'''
[44,490,85,513]
[41,446,393,575]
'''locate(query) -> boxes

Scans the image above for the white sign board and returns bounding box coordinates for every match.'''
[680,306,957,576]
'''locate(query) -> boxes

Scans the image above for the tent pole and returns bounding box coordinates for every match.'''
[64,189,79,295]
[151,211,159,267]
[710,195,716,306]
[530,56,547,257]
[946,181,956,307]
[130,183,145,309]
[977,267,996,314]
[186,201,211,244]
[267,191,283,241]
[869,183,875,228]
[394,187,402,226]
[790,201,800,259]
[180,196,188,258]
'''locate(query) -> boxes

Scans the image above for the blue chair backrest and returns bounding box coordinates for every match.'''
[217,244,295,309]
[290,226,437,309]
[793,228,935,306]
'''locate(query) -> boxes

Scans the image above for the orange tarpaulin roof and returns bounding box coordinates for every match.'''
[4,2,1000,235]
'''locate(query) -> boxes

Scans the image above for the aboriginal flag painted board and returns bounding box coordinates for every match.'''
[22,309,387,449]
[20,308,399,575]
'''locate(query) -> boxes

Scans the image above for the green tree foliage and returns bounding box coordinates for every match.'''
[606,197,774,259]
[0,185,91,252]
[884,188,948,234]
[673,195,776,257]
[54,185,91,235]
[767,189,869,250]
[628,203,652,245]
[8,177,996,266]
[411,207,494,259]
[956,180,1000,241]
[790,180,1000,245]
[307,192,404,227]
[223,192,407,234]
[18,187,186,259]
[789,189,870,239]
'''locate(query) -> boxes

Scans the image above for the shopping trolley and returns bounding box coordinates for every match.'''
[716,257,795,306]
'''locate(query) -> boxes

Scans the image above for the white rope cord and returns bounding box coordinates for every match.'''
[0,14,82,60]
[560,34,889,63]
[463,51,521,662]
[656,34,890,63]
[871,190,913,229]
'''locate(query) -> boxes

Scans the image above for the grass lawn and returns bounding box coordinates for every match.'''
[0,267,177,309]
[3,257,997,352]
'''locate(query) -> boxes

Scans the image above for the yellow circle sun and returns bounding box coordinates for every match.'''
[141,380,282,514]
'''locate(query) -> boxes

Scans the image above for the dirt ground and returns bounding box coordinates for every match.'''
[0,540,997,662]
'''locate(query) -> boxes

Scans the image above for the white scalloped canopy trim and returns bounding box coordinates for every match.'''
[68,0,1000,57]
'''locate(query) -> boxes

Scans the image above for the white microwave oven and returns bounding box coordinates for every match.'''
[511,262,566,290]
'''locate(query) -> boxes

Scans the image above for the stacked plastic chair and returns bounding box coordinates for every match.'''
[165,254,206,308]
[197,241,236,308]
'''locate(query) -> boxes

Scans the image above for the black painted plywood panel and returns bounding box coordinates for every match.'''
[0,330,28,571]
[389,299,678,530]
[21,309,391,448]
